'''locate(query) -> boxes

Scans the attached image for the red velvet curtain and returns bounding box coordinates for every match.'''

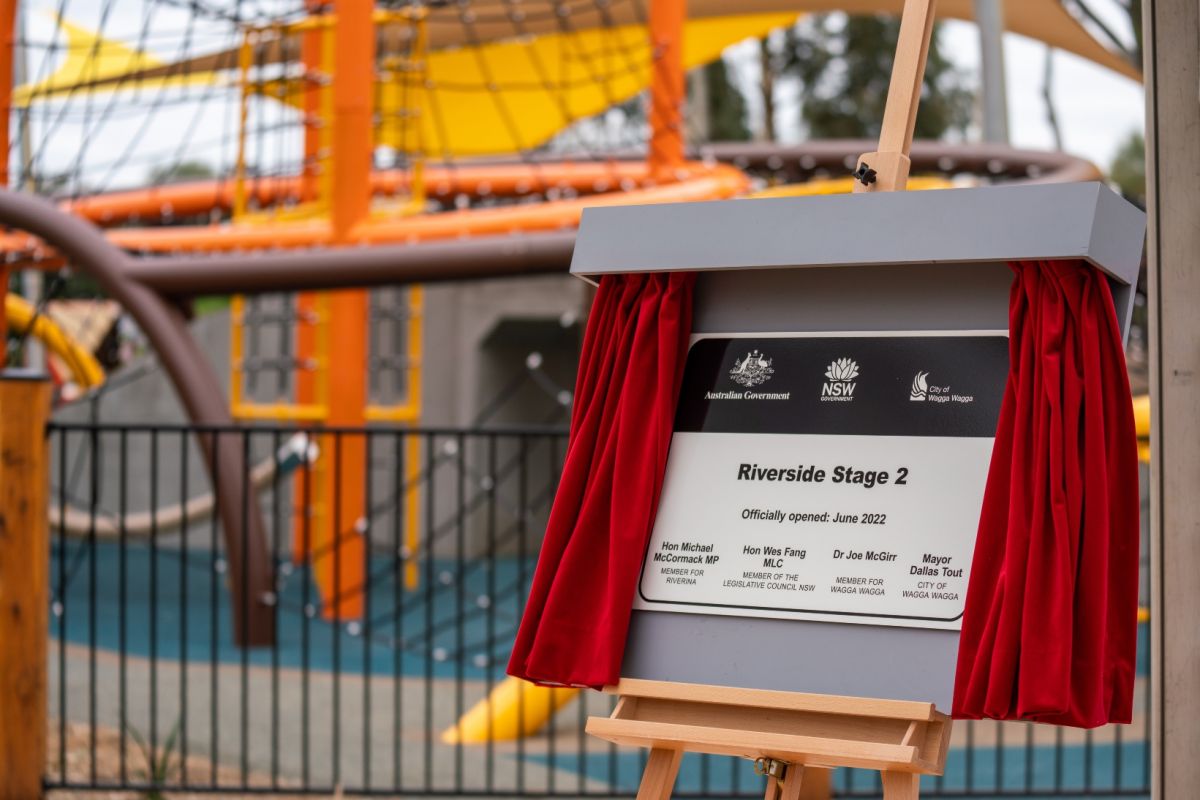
[953,259,1140,728]
[508,271,695,688]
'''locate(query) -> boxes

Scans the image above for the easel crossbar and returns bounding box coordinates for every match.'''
[608,679,940,721]
[587,680,952,800]
[586,716,927,772]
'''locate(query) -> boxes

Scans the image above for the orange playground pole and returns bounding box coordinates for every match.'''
[292,0,325,565]
[647,0,686,178]
[0,0,14,190]
[0,0,14,365]
[300,0,323,205]
[315,0,375,621]
[0,0,15,367]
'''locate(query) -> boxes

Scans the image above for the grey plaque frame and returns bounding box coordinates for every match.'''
[568,183,1145,709]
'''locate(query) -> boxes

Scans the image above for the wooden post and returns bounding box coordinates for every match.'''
[1144,0,1200,795]
[853,0,937,193]
[0,376,52,799]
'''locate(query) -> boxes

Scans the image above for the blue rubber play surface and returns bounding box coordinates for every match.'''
[53,541,1152,798]
[52,540,531,679]
[51,540,1153,681]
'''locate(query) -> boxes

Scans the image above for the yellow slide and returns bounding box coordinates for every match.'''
[442,677,578,744]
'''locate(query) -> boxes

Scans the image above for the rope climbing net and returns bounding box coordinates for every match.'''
[11,0,762,240]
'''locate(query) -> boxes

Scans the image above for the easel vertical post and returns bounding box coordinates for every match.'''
[882,771,921,799]
[0,375,52,799]
[853,0,938,193]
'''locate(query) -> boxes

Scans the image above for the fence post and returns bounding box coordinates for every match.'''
[0,374,52,799]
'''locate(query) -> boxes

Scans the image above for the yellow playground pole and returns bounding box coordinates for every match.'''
[4,294,105,388]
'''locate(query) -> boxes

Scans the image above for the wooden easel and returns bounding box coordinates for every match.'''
[588,2,954,798]
[586,680,952,800]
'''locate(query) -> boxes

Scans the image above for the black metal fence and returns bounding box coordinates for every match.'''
[45,421,1151,797]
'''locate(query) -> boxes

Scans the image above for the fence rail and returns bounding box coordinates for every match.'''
[41,421,1151,798]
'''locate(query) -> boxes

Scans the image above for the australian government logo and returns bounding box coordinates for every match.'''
[909,370,974,404]
[820,357,859,402]
[730,350,774,387]
[705,350,790,400]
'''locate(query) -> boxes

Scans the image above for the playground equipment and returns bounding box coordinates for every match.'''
[0,0,1141,732]
[3,294,104,390]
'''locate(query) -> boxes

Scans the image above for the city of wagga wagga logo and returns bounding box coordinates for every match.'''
[821,358,858,402]
[729,350,774,387]
[909,370,975,404]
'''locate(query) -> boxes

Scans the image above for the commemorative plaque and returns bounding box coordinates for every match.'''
[572,183,1145,800]
[569,182,1145,707]
[635,331,1008,630]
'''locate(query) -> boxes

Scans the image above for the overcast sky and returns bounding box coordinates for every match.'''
[941,20,1144,170]
[726,14,1144,175]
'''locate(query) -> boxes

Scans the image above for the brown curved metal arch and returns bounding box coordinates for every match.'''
[0,189,274,646]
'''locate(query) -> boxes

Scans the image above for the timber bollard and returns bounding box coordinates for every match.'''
[0,375,52,800]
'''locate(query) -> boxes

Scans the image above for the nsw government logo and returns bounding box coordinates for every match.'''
[729,350,774,388]
[821,358,858,402]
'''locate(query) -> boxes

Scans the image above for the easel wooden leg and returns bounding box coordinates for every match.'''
[637,747,683,800]
[764,761,832,800]
[881,770,921,800]
[778,764,805,800]
[796,766,832,800]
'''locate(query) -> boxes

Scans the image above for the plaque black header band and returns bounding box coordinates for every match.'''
[676,334,1007,438]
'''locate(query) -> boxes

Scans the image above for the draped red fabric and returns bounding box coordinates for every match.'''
[507,271,695,688]
[953,259,1140,728]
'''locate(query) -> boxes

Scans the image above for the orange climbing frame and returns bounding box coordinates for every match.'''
[57,161,742,225]
[8,163,748,263]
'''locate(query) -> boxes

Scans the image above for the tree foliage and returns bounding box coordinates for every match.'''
[701,57,752,141]
[780,14,974,141]
[1108,130,1145,201]
[147,160,215,185]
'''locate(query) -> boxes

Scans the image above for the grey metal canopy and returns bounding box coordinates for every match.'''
[571,181,1146,337]
[572,182,1143,282]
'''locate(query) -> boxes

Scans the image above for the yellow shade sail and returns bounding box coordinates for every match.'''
[15,12,798,156]
[379,13,799,155]
[12,17,221,106]
[13,0,1139,158]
